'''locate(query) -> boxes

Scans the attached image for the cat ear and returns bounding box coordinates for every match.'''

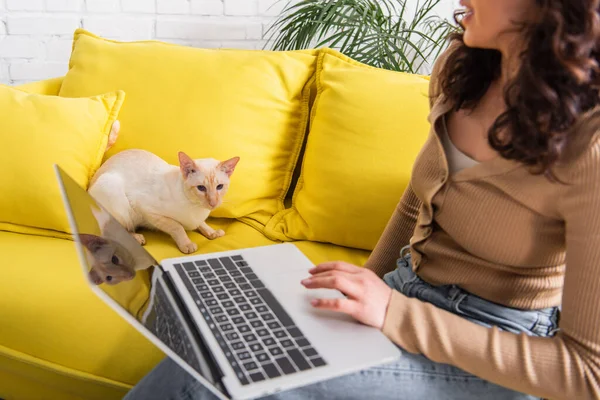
[79,234,108,253]
[219,157,240,177]
[178,151,198,178]
[89,269,103,285]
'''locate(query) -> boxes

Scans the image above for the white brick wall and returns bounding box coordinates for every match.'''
[0,0,457,85]
[0,0,290,84]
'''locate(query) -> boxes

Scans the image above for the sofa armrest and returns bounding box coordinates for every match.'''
[15,76,64,95]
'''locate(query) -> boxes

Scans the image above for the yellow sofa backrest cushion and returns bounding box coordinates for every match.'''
[0,84,124,237]
[16,76,64,96]
[58,29,317,229]
[265,49,431,251]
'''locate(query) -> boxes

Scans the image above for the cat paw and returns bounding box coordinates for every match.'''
[206,229,225,240]
[178,241,198,254]
[132,233,146,245]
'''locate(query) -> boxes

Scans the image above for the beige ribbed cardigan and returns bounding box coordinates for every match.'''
[364,45,600,399]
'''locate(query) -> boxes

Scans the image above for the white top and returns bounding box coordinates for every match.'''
[440,116,480,173]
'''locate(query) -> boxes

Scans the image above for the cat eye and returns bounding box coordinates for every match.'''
[197,185,207,192]
[217,184,224,190]
[106,276,113,282]
[111,255,119,265]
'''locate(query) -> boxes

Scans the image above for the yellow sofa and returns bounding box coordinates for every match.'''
[0,30,431,400]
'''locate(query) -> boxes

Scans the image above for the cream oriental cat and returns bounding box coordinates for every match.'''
[79,205,156,285]
[88,149,240,254]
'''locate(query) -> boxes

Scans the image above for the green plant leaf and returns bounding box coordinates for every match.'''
[265,0,458,72]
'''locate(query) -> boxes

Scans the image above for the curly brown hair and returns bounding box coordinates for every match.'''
[439,0,600,178]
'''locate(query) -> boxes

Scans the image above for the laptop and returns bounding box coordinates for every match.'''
[55,165,401,400]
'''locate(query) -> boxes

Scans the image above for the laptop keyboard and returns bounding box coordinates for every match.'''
[175,255,327,385]
[150,280,203,373]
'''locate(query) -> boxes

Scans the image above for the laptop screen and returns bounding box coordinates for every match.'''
[55,166,225,394]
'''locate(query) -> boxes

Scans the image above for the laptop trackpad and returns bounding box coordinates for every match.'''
[250,251,398,371]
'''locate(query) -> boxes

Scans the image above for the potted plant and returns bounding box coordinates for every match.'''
[265,0,456,74]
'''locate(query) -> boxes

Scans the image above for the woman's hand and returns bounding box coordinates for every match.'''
[301,261,393,330]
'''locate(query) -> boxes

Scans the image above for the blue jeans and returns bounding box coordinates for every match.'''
[124,248,559,400]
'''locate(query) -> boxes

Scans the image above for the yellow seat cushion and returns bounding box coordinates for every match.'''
[0,231,163,400]
[294,240,370,266]
[265,49,431,251]
[0,84,124,237]
[58,29,318,229]
[142,219,276,261]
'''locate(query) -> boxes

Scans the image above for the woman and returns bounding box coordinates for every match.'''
[125,1,600,399]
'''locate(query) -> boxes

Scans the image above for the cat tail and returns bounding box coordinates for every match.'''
[105,120,120,153]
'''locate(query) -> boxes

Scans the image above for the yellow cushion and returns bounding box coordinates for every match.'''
[265,49,431,251]
[0,357,132,400]
[0,84,124,237]
[0,231,164,400]
[294,240,370,266]
[16,76,64,96]
[58,29,317,229]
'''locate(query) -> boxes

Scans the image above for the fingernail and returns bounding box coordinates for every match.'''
[310,299,319,306]
[308,267,316,273]
[301,278,311,285]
